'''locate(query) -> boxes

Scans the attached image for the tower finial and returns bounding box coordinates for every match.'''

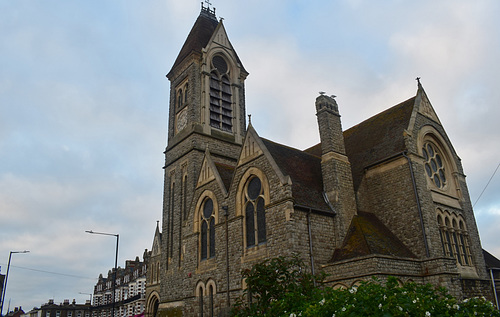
[416,77,421,86]
[248,114,252,125]
[201,1,216,18]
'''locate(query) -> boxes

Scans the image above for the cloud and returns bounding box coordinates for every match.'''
[1,0,499,310]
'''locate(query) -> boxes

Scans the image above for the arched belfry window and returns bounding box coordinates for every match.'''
[209,55,232,132]
[244,176,266,248]
[200,197,216,260]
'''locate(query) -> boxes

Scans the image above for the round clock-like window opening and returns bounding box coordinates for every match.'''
[212,55,228,74]
[422,143,446,189]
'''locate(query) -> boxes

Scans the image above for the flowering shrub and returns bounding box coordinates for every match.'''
[231,256,499,317]
[303,277,499,317]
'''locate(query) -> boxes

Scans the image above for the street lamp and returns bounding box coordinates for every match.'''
[0,250,29,317]
[79,292,93,304]
[85,230,119,317]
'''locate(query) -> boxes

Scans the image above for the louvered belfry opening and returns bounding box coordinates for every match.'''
[209,55,232,132]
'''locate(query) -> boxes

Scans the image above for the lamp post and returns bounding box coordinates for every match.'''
[86,230,119,317]
[0,250,29,317]
[79,292,93,304]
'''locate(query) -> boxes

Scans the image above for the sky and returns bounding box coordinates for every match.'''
[1,0,499,311]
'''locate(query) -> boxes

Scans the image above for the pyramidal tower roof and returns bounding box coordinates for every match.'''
[168,4,219,75]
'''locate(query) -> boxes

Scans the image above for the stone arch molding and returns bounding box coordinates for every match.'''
[193,190,219,233]
[418,125,461,200]
[235,167,271,217]
[145,291,160,317]
[195,279,217,296]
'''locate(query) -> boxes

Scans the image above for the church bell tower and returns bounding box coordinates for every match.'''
[160,1,248,297]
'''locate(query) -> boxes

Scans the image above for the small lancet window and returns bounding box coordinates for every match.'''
[178,89,183,109]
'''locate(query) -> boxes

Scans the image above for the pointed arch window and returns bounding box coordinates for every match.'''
[436,209,473,266]
[208,284,214,317]
[175,81,189,111]
[244,176,266,248]
[177,89,183,109]
[209,55,232,132]
[200,198,216,260]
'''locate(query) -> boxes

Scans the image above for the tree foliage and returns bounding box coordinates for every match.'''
[232,254,325,316]
[231,255,499,317]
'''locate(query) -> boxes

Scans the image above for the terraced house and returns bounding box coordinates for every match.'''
[145,4,495,316]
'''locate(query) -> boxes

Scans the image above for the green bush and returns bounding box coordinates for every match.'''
[231,254,325,316]
[231,255,499,317]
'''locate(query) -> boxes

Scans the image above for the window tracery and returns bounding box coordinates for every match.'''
[244,176,266,248]
[436,209,472,266]
[422,142,447,189]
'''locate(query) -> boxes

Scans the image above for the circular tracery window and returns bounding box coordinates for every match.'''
[212,55,228,74]
[422,143,446,189]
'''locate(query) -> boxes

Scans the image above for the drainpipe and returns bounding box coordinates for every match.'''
[223,205,230,307]
[489,268,499,309]
[402,151,430,257]
[306,208,317,286]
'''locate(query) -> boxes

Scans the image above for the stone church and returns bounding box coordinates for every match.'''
[144,4,493,316]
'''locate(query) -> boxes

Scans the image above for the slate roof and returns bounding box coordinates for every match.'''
[261,138,332,213]
[169,11,219,74]
[331,211,416,261]
[214,161,236,192]
[343,97,415,191]
[483,249,500,269]
[168,9,247,77]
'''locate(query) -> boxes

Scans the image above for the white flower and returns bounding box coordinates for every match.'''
[383,295,387,300]
[290,314,296,317]
[453,304,460,310]
[319,298,325,306]
[349,287,357,294]
[341,307,346,312]
[397,306,403,311]
[378,303,382,309]
[425,311,431,317]
[332,314,335,317]
[412,300,417,304]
